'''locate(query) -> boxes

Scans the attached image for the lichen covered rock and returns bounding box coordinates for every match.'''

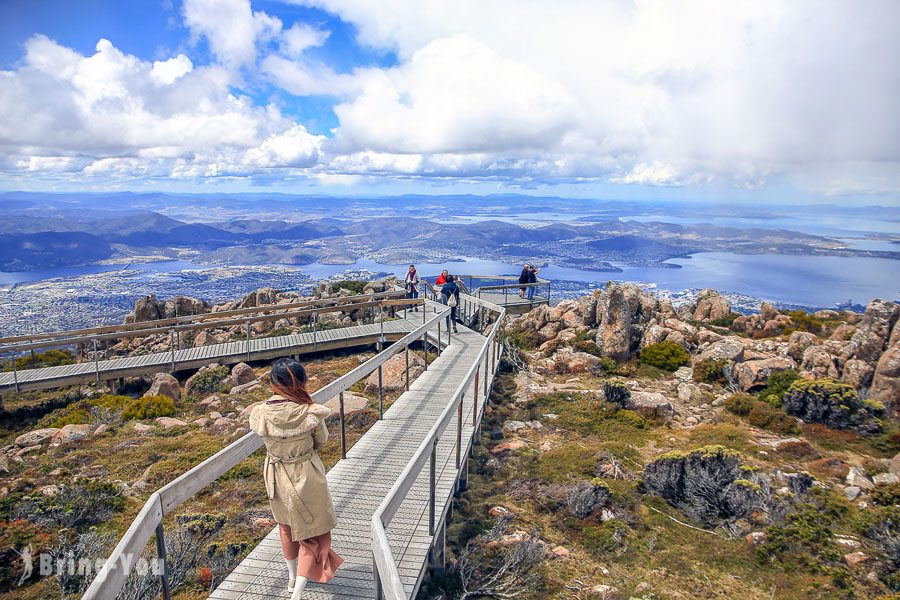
[782,378,883,433]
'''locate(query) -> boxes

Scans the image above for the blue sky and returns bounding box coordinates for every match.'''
[0,0,898,203]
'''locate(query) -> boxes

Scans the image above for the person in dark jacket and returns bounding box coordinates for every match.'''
[518,263,530,298]
[526,264,541,300]
[440,275,460,333]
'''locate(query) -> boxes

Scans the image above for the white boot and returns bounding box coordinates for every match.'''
[290,576,308,599]
[285,558,297,591]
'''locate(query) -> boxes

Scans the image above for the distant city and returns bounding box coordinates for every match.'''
[0,192,897,336]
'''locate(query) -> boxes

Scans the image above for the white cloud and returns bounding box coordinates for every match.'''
[151,54,193,85]
[283,0,900,194]
[0,35,324,181]
[281,23,330,56]
[182,0,282,66]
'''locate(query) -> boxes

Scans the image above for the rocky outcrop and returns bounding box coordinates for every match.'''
[144,372,181,400]
[595,283,660,361]
[240,287,279,308]
[692,289,731,322]
[639,446,769,527]
[842,299,899,364]
[870,346,900,413]
[733,357,795,391]
[126,294,208,323]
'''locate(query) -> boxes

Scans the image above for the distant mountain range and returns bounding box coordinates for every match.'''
[0,192,897,272]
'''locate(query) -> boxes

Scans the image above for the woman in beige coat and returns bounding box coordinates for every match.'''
[249,358,343,599]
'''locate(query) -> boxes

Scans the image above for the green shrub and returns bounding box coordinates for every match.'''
[724,393,756,416]
[598,356,618,373]
[332,279,367,294]
[51,409,91,428]
[573,340,603,358]
[711,312,741,328]
[693,358,727,383]
[89,395,132,411]
[123,394,177,419]
[187,365,230,395]
[8,481,125,530]
[758,369,801,406]
[783,378,882,433]
[639,341,690,371]
[506,328,539,350]
[3,349,75,371]
[871,482,900,507]
[747,402,800,435]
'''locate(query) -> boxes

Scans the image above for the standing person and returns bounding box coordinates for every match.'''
[526,264,542,301]
[440,274,460,333]
[518,263,530,298]
[435,269,449,285]
[404,264,420,311]
[250,359,344,599]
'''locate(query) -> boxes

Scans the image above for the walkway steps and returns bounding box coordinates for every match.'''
[210,306,495,599]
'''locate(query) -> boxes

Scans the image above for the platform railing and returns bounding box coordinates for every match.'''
[82,301,451,600]
[371,295,506,599]
[1,291,412,394]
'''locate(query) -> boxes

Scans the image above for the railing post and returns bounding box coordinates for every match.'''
[438,321,441,352]
[547,281,551,303]
[379,304,384,350]
[156,522,171,600]
[429,438,437,535]
[456,392,462,469]
[374,556,383,600]
[313,312,317,351]
[423,333,429,370]
[504,286,508,306]
[12,355,19,393]
[339,392,347,459]
[483,354,489,398]
[93,338,100,383]
[169,330,176,373]
[377,364,383,419]
[473,370,479,428]
[245,319,252,362]
[404,346,410,391]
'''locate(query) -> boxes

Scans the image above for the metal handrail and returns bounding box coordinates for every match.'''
[371,295,506,600]
[82,303,452,600]
[0,289,408,349]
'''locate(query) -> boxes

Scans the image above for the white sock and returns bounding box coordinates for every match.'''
[285,558,297,590]
[290,576,308,600]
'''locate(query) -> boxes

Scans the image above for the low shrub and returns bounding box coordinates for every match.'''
[758,370,801,406]
[8,481,125,530]
[724,393,756,416]
[573,340,603,358]
[747,402,801,435]
[783,378,883,433]
[639,341,690,372]
[188,365,230,395]
[332,279,367,294]
[3,349,75,372]
[871,482,900,507]
[711,312,741,328]
[123,394,177,419]
[693,358,727,383]
[51,408,91,427]
[566,478,612,518]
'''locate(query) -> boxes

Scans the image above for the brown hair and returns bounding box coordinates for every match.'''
[270,358,314,404]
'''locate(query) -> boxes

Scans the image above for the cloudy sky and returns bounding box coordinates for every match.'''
[0,0,898,202]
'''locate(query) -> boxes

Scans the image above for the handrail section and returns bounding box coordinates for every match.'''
[371,295,506,599]
[82,303,452,600]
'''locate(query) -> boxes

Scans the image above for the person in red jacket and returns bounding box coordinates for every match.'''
[435,269,449,285]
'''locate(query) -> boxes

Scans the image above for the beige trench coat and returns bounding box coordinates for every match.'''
[249,397,337,541]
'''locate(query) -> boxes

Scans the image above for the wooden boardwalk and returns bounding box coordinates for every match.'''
[210,306,495,599]
[0,319,417,395]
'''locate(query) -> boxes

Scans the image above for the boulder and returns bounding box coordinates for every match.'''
[163,296,208,318]
[595,283,658,361]
[323,392,369,415]
[891,452,900,476]
[870,345,900,413]
[733,358,795,391]
[50,424,96,445]
[364,352,423,394]
[872,472,899,485]
[697,337,746,364]
[15,428,60,448]
[692,289,731,322]
[552,348,601,374]
[841,358,874,389]
[132,422,155,434]
[846,467,874,491]
[503,420,528,433]
[843,552,869,568]
[800,345,840,379]
[490,439,526,455]
[129,295,163,323]
[844,486,861,500]
[155,417,188,429]
[787,332,819,362]
[843,299,898,363]
[144,372,181,400]
[229,380,261,395]
[231,362,256,386]
[241,287,279,308]
[589,584,620,599]
[624,391,674,418]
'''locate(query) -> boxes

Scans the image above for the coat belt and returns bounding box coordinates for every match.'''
[265,450,314,500]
